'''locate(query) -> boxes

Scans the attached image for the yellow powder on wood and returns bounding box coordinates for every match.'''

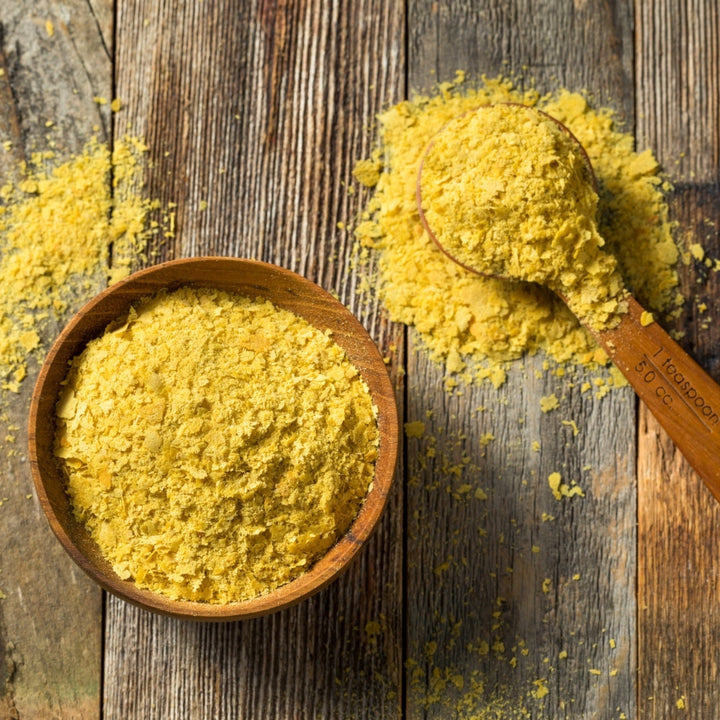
[539,393,560,413]
[420,103,627,330]
[352,157,383,188]
[54,286,379,604]
[0,137,157,395]
[354,76,680,381]
[689,243,705,261]
[548,471,585,500]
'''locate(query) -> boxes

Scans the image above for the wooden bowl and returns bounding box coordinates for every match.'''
[28,257,399,620]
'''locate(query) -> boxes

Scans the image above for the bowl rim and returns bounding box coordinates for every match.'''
[28,256,399,620]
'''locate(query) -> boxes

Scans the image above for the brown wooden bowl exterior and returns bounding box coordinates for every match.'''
[28,257,399,620]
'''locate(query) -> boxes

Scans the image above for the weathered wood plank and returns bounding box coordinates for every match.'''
[636,5,720,713]
[405,1,637,717]
[408,0,634,115]
[105,1,405,718]
[0,1,110,718]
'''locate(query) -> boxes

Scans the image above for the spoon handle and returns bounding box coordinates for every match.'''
[596,296,720,500]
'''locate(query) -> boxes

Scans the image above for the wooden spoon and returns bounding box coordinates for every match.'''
[28,257,399,620]
[417,105,720,502]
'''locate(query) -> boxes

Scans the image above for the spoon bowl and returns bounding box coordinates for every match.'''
[416,102,597,277]
[417,104,720,501]
[28,257,399,620]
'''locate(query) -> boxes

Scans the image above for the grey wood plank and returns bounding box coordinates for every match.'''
[405,1,637,717]
[104,1,405,718]
[0,0,111,717]
[636,3,720,715]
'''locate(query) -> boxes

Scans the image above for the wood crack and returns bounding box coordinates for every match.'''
[83,0,112,63]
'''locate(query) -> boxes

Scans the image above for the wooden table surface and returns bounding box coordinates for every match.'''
[1,1,719,718]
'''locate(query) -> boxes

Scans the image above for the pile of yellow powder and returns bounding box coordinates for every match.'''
[54,287,379,604]
[0,138,158,394]
[354,75,680,380]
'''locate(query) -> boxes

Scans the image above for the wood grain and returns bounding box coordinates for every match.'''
[0,2,108,718]
[636,3,720,713]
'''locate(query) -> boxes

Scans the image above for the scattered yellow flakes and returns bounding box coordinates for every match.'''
[640,310,655,326]
[18,331,40,352]
[531,440,541,452]
[45,19,55,37]
[531,545,540,554]
[561,419,579,436]
[589,668,602,676]
[558,650,568,660]
[689,243,705,261]
[608,365,629,388]
[55,287,380,604]
[110,98,123,113]
[548,472,563,500]
[199,199,208,211]
[540,393,560,412]
[404,420,425,438]
[531,679,549,699]
[0,137,159,394]
[676,695,686,709]
[479,432,494,446]
[93,96,108,105]
[352,156,383,188]
[609,638,616,649]
[475,364,507,388]
[595,383,611,400]
[542,578,552,594]
[572,573,581,581]
[548,472,585,501]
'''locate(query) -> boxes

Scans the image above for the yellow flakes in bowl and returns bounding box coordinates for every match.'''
[54,286,379,604]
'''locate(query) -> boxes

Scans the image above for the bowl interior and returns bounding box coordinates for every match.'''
[29,257,398,620]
